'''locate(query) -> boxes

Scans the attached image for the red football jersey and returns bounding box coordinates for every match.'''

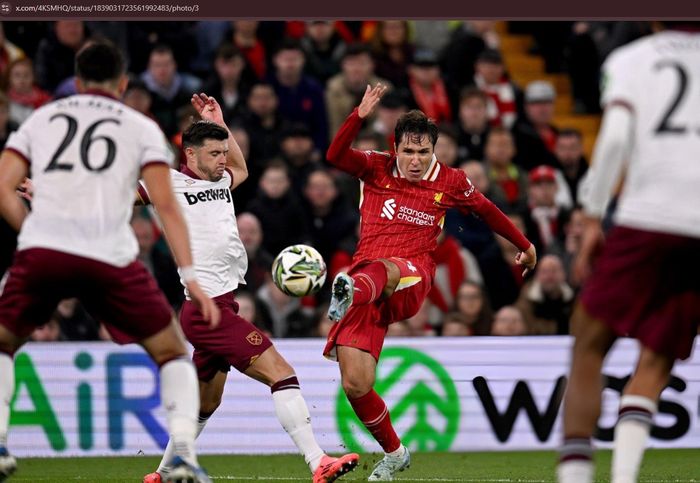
[327,109,531,271]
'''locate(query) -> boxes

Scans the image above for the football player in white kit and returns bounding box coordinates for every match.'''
[140,94,359,483]
[0,42,219,482]
[558,22,700,483]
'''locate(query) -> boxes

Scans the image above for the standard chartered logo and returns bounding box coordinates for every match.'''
[335,347,460,452]
[380,198,397,220]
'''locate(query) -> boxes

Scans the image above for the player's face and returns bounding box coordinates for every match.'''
[192,139,228,182]
[395,133,434,183]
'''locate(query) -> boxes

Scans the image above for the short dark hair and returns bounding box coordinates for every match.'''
[75,41,125,84]
[182,121,229,149]
[215,42,243,61]
[459,86,488,105]
[395,110,439,147]
[558,128,583,140]
[274,38,304,56]
[342,43,372,61]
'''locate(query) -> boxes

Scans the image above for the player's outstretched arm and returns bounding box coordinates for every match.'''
[326,84,389,178]
[0,150,30,231]
[191,93,248,189]
[142,162,221,328]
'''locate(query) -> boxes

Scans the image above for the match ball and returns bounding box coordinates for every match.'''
[271,244,327,297]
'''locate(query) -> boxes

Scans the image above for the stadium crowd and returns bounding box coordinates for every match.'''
[0,20,652,342]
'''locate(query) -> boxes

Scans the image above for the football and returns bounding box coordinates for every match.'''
[271,244,327,297]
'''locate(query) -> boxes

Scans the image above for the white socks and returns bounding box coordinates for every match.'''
[157,414,209,474]
[160,357,200,468]
[558,437,594,483]
[387,444,406,458]
[0,353,13,448]
[271,375,325,472]
[612,395,656,483]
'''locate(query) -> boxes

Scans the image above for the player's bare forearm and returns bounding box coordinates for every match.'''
[326,109,370,177]
[0,150,30,231]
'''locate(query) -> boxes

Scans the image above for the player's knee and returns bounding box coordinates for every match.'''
[341,374,373,399]
[378,259,400,296]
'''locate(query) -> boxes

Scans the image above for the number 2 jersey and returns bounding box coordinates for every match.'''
[5,91,173,266]
[327,109,531,273]
[596,29,700,237]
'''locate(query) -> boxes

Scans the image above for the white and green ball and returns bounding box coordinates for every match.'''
[271,244,327,297]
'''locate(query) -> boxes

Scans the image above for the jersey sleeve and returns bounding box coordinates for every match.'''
[600,48,637,111]
[326,109,374,179]
[446,168,532,251]
[139,119,174,170]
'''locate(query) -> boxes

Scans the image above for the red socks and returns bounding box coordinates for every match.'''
[349,389,401,452]
[351,262,388,306]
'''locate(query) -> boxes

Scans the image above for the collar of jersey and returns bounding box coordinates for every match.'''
[83,88,119,101]
[181,165,203,180]
[392,154,440,182]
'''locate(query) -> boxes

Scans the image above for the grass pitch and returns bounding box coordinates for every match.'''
[10,449,699,482]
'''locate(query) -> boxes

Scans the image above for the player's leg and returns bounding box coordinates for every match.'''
[338,345,410,481]
[611,348,673,483]
[328,259,400,322]
[245,345,361,481]
[557,303,617,483]
[148,371,227,482]
[0,325,27,481]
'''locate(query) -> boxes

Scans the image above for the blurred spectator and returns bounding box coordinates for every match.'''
[527,165,570,253]
[279,123,320,198]
[554,128,588,204]
[243,81,285,165]
[370,20,415,88]
[0,23,26,76]
[202,43,249,126]
[30,316,63,342]
[235,290,266,336]
[453,281,494,336]
[411,21,452,53]
[55,298,100,341]
[131,215,184,310]
[301,21,346,85]
[86,22,129,63]
[407,48,452,124]
[246,160,310,256]
[428,231,483,321]
[301,168,358,264]
[484,127,529,213]
[227,21,267,80]
[325,43,392,137]
[489,212,528,308]
[35,21,87,93]
[474,49,522,129]
[441,21,492,107]
[441,312,472,336]
[550,206,585,287]
[405,300,437,336]
[191,21,230,78]
[2,58,52,125]
[237,212,275,295]
[270,39,328,151]
[371,90,408,151]
[126,22,198,75]
[515,254,574,335]
[434,124,461,167]
[512,80,560,170]
[228,125,256,207]
[315,305,335,338]
[456,87,491,161]
[256,277,316,338]
[0,91,18,149]
[1,23,48,64]
[141,44,201,136]
[123,78,156,122]
[490,305,527,336]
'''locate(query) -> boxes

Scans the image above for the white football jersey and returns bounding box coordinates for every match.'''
[142,168,247,298]
[6,92,173,266]
[600,30,700,237]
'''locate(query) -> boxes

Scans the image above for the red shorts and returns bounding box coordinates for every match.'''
[0,248,172,346]
[324,257,433,361]
[581,226,700,360]
[180,291,273,381]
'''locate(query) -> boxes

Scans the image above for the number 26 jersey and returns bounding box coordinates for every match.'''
[6,91,173,266]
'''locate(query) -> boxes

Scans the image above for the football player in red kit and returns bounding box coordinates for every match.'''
[323,84,537,481]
